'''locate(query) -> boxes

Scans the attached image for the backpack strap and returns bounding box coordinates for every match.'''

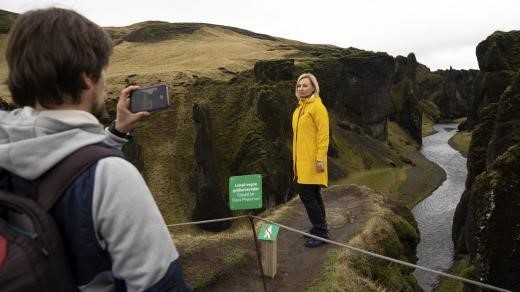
[37,145,119,211]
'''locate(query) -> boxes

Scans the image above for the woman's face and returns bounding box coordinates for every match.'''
[296,77,315,98]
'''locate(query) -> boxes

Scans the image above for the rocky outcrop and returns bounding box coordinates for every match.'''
[253,59,295,83]
[465,30,520,129]
[391,53,422,144]
[313,51,395,141]
[434,68,478,120]
[466,70,515,130]
[192,103,232,231]
[188,69,295,216]
[475,145,520,289]
[476,31,520,72]
[452,30,520,291]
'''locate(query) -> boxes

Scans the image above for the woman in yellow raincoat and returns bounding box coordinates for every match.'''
[292,73,330,247]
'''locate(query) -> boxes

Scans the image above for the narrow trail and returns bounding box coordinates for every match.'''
[199,185,372,292]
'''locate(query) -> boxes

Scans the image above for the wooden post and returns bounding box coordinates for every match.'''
[248,215,268,291]
[261,239,277,278]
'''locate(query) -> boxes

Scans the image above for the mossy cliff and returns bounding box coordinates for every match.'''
[465,30,520,129]
[392,54,477,140]
[434,68,478,121]
[392,53,422,144]
[452,30,520,291]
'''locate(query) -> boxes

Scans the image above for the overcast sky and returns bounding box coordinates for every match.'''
[2,0,520,70]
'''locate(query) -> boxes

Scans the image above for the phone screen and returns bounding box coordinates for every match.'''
[130,84,170,113]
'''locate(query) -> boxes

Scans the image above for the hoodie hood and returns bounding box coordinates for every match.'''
[0,107,106,179]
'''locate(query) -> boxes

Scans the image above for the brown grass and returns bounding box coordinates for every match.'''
[422,113,437,137]
[0,34,10,100]
[107,26,297,80]
[310,195,417,291]
[448,131,471,158]
[334,167,409,199]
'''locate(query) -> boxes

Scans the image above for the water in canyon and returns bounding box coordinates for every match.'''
[412,123,467,291]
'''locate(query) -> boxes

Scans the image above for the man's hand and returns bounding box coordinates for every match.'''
[316,161,325,172]
[114,85,150,133]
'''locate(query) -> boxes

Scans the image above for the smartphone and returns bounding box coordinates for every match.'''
[129,84,170,113]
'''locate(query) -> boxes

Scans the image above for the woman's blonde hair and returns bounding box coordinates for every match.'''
[295,73,320,98]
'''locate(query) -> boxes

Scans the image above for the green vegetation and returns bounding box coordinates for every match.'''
[434,256,474,292]
[186,246,249,289]
[478,30,520,70]
[422,113,436,137]
[310,199,420,292]
[419,98,443,137]
[332,120,445,209]
[335,167,408,199]
[448,131,472,157]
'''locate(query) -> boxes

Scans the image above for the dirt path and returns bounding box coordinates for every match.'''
[196,185,373,292]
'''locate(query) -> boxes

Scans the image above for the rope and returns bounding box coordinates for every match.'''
[167,215,512,292]
[166,215,249,227]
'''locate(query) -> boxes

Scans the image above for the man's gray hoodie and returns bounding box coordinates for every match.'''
[0,107,180,291]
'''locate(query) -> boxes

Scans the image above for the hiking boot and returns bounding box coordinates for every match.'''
[302,228,314,239]
[303,230,331,239]
[304,238,328,248]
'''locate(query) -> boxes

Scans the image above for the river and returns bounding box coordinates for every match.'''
[412,123,467,291]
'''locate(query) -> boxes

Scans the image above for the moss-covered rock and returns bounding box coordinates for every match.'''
[476,30,520,71]
[192,103,232,231]
[253,59,295,83]
[487,73,520,163]
[467,70,515,129]
[187,73,295,213]
[418,99,441,122]
[473,145,520,291]
[453,30,520,292]
[452,103,497,257]
[344,195,421,292]
[391,54,422,144]
[466,103,498,188]
[313,51,395,141]
[434,68,478,120]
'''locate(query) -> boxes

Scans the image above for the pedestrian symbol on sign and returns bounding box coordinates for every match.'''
[258,224,279,241]
[264,225,272,239]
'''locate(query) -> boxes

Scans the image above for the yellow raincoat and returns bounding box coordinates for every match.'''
[292,95,329,187]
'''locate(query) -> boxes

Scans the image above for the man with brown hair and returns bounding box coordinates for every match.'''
[0,7,190,291]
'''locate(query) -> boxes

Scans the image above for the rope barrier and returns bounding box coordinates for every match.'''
[167,215,512,292]
[165,215,249,227]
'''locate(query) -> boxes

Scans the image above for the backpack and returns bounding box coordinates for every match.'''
[0,145,118,292]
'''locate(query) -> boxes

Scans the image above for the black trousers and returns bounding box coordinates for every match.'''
[297,183,328,236]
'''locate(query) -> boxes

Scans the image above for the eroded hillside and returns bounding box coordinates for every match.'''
[0,13,454,228]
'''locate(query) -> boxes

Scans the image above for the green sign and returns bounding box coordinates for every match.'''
[258,224,280,241]
[229,174,262,210]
